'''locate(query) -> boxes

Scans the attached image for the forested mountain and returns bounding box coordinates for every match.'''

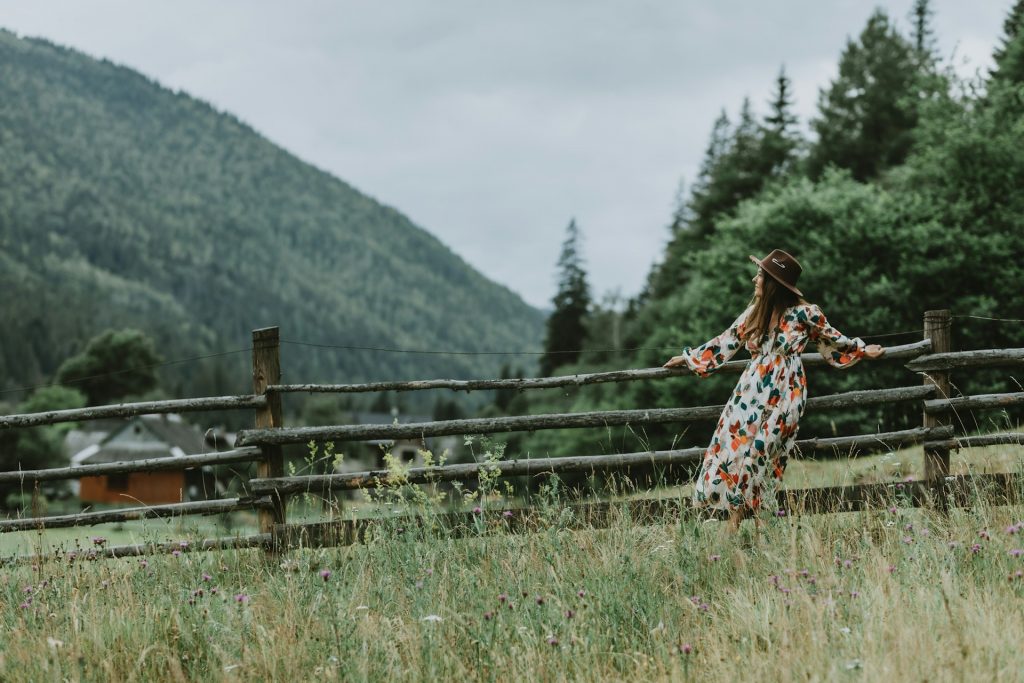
[0,30,544,403]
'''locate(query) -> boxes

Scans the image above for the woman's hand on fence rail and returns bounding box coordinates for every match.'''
[865,344,885,359]
[661,355,690,370]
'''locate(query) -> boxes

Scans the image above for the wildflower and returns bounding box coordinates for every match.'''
[22,586,32,594]
[421,614,443,622]
[920,528,930,537]
[1016,570,1023,579]
[547,636,559,646]
[888,506,897,514]
[171,550,182,558]
[320,569,332,582]
[535,595,544,605]
[1009,549,1023,558]
[799,569,809,578]
[680,643,693,655]
[887,565,896,574]
[577,589,586,598]
[483,611,494,620]
[698,603,710,612]
[948,541,960,549]
[970,543,982,554]
[1005,524,1020,535]
[202,573,213,582]
[565,609,575,619]
[904,523,913,531]
[807,576,817,585]
[210,587,218,595]
[502,510,513,518]
[472,506,482,515]
[101,580,109,589]
[234,594,250,604]
[849,590,859,598]
[19,602,30,609]
[139,560,149,570]
[689,595,701,605]
[843,559,853,569]
[91,536,107,547]
[709,554,721,562]
[780,588,791,595]
[498,593,508,603]
[775,509,786,517]
[902,537,913,545]
[179,541,189,549]
[979,530,991,540]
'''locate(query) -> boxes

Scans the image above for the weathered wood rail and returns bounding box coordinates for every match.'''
[1,309,1022,560]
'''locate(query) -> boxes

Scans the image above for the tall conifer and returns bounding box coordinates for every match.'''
[540,220,591,377]
[807,10,919,181]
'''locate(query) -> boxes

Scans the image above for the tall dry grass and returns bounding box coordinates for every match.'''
[2,475,1022,682]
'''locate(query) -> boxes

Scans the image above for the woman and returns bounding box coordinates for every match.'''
[662,249,885,533]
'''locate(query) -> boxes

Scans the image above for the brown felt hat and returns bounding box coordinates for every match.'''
[749,249,803,296]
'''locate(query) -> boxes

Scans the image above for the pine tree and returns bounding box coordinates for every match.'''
[761,66,801,177]
[807,9,919,181]
[540,220,591,377]
[989,0,1024,87]
[686,110,733,239]
[909,0,937,62]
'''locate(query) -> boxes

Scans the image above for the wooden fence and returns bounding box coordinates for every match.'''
[2,309,1023,560]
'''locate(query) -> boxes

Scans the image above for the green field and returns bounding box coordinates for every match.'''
[0,439,1022,681]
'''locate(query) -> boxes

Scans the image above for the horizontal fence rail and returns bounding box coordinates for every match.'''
[269,339,933,395]
[236,385,937,447]
[0,395,267,430]
[905,348,1024,372]
[0,447,263,486]
[924,392,1024,415]
[0,497,272,533]
[249,426,955,497]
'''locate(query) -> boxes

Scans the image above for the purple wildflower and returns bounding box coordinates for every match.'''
[535,595,544,605]
[577,589,586,598]
[235,593,250,604]
[547,636,559,646]
[498,593,508,603]
[202,573,213,582]
[171,550,182,558]
[320,569,332,582]
[91,536,107,547]
[970,543,982,554]
[472,506,482,515]
[709,554,721,562]
[680,643,693,655]
[565,609,575,619]
[1009,549,1023,558]
[502,510,513,518]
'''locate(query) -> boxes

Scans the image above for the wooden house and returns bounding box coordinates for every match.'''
[68,414,226,505]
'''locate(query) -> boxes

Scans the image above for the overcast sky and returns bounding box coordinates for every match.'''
[1,1,1011,309]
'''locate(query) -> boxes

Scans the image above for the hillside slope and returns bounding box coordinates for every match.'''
[0,30,544,400]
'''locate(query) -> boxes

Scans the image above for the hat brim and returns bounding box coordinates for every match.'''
[748,254,803,297]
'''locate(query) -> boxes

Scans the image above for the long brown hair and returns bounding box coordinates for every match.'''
[742,268,807,345]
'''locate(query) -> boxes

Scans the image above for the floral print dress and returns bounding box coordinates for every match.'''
[681,303,867,514]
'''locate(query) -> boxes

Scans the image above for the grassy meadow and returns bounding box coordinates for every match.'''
[0,438,1023,681]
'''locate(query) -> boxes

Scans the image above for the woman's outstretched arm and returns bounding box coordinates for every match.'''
[799,303,883,369]
[663,305,753,378]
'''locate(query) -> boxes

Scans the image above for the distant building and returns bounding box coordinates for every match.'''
[66,414,232,505]
[339,411,460,471]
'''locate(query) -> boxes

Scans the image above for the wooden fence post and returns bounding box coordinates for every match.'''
[252,327,286,548]
[922,309,952,512]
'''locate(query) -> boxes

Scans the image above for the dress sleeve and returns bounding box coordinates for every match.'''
[801,303,867,369]
[679,305,752,378]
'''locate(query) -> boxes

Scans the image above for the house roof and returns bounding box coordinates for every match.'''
[71,414,210,465]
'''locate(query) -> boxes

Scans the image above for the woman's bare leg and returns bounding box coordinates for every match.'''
[726,506,744,533]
